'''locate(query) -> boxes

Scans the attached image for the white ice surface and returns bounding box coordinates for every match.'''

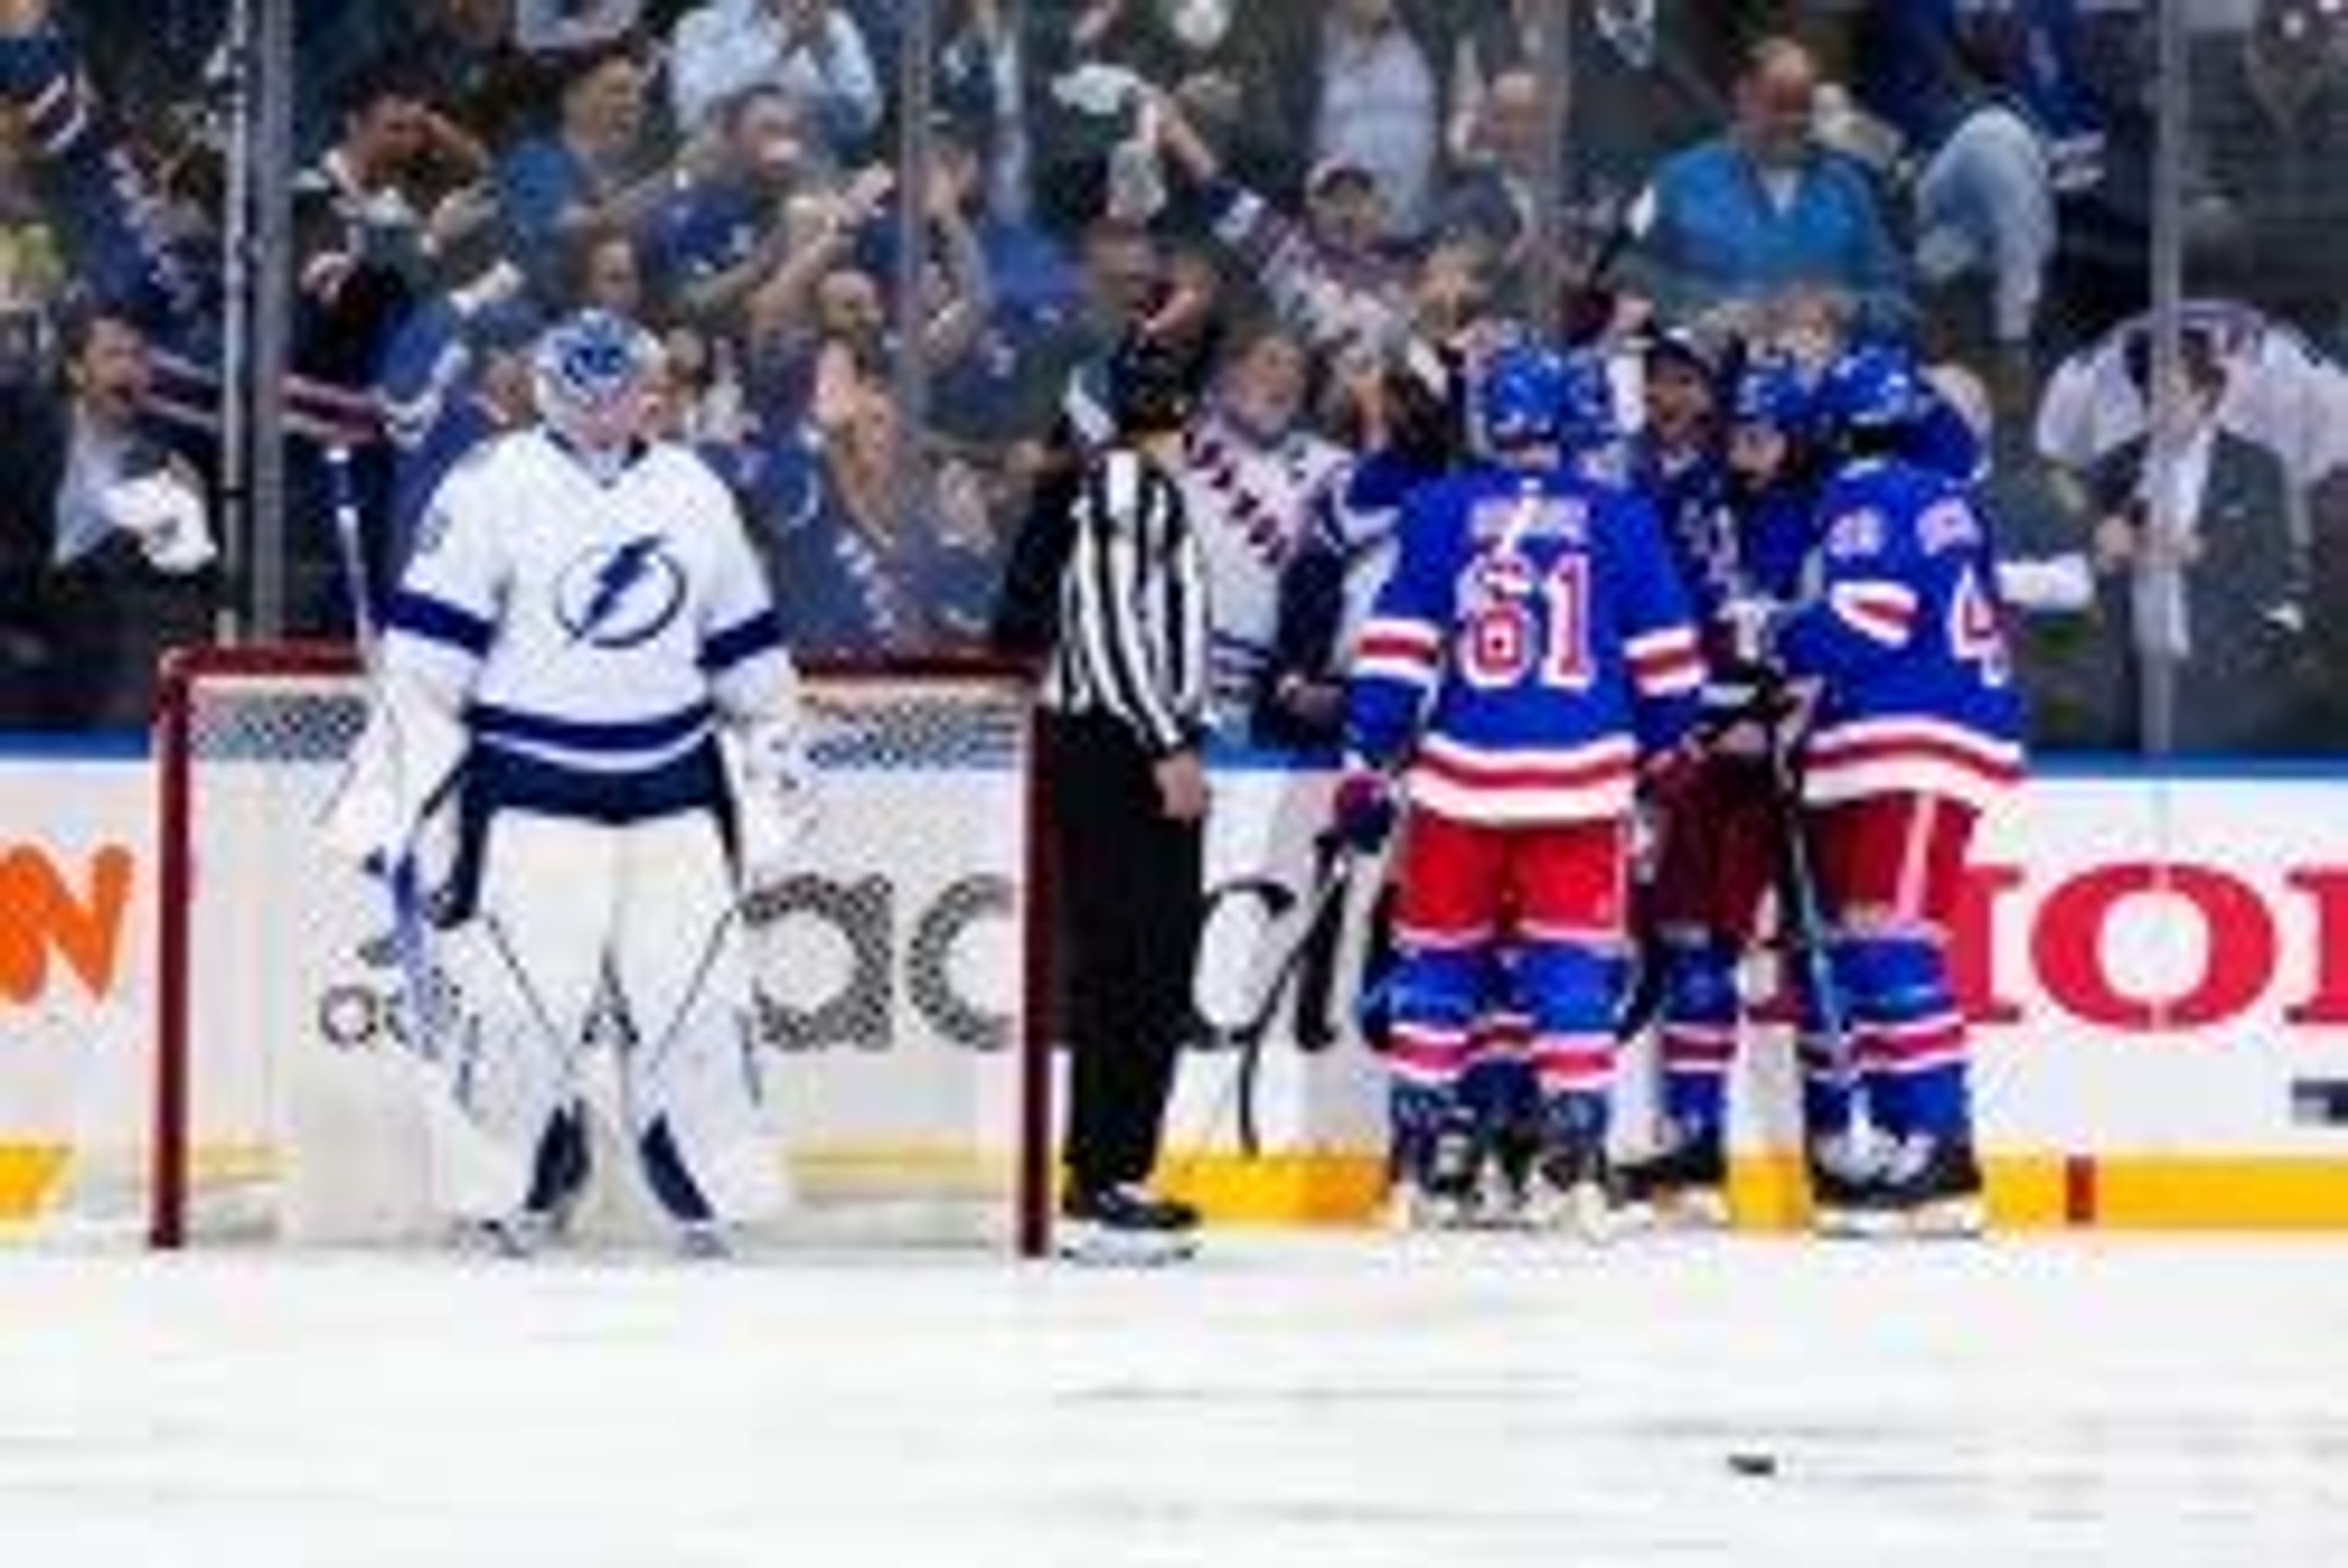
[4,1233,2346,1567]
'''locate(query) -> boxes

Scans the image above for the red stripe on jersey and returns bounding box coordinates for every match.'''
[1830,583,1918,646]
[1631,644,1706,693]
[1416,746,1637,794]
[1530,1040,1614,1089]
[1659,1026,1739,1068]
[1357,619,1440,656]
[1805,731,2024,787]
[1858,1014,1967,1065]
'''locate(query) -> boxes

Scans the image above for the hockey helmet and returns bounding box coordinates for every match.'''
[1812,338,1927,438]
[533,307,660,451]
[1477,342,1566,452]
[1728,352,1814,438]
[1642,323,1722,385]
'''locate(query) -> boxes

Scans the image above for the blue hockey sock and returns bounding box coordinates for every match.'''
[1831,931,1974,1144]
[1656,938,1740,1140]
[1459,1053,1538,1139]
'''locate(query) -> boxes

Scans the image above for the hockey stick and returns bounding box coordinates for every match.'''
[1759,701,1861,1108]
[322,445,453,1064]
[1196,833,1357,1158]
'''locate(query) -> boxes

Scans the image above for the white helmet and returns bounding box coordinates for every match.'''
[533,308,662,453]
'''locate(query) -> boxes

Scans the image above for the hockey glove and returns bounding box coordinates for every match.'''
[1640,735,1706,808]
[1331,767,1398,855]
[727,718,821,893]
[1712,668,1821,759]
[1698,675,1778,760]
[1715,595,1785,671]
[320,670,468,875]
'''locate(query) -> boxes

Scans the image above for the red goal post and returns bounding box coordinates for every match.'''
[149,642,1055,1256]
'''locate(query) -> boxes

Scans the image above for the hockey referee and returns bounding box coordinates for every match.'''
[1037,329,1211,1262]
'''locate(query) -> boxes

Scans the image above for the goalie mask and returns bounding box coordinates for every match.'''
[533,308,662,457]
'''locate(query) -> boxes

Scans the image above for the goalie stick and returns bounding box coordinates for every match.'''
[322,444,454,1064]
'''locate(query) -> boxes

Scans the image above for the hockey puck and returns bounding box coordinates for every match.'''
[1725,1450,1779,1479]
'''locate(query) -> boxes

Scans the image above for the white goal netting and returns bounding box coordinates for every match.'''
[78,649,1049,1253]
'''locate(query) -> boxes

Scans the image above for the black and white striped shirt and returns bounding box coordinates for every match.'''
[1043,445,1210,756]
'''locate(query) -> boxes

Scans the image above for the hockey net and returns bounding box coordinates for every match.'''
[107,644,1051,1254]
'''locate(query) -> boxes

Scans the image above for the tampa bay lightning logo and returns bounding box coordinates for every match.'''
[554,535,687,648]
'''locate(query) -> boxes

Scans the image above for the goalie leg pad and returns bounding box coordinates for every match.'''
[611,812,782,1225]
[522,1103,593,1220]
[425,815,618,1219]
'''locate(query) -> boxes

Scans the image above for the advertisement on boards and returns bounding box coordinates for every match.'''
[4,751,2348,1229]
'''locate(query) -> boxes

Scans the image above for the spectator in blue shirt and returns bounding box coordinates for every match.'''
[1630,36,1909,336]
[641,84,813,329]
[493,44,673,294]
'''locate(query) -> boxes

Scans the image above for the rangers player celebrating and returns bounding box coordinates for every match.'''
[327,309,808,1256]
[1741,341,2026,1236]
[1628,353,1871,1229]
[1336,344,1705,1232]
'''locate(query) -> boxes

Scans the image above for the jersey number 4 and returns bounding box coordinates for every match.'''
[1461,554,1593,691]
[1948,565,2010,688]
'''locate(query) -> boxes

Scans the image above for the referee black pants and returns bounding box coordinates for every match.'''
[1044,712,1204,1196]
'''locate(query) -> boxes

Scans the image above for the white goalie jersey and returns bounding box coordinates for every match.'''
[384,427,799,792]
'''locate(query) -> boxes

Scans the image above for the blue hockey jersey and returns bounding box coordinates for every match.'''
[1258,447,1441,746]
[1348,463,1704,825]
[1630,437,1728,607]
[1732,481,1822,606]
[1776,457,2026,809]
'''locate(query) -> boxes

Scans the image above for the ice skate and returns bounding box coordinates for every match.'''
[674,1221,734,1261]
[1805,1131,1883,1239]
[1057,1184,1201,1265]
[1387,1116,1484,1233]
[449,1212,549,1259]
[1524,1100,1625,1243]
[1864,1133,1985,1240]
[1468,1117,1541,1229]
[1615,1122,1730,1231]
[522,1105,593,1244]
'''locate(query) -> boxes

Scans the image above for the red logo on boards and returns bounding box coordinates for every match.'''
[1951,863,2348,1034]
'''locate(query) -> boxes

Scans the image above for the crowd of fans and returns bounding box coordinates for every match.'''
[1,0,2345,751]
